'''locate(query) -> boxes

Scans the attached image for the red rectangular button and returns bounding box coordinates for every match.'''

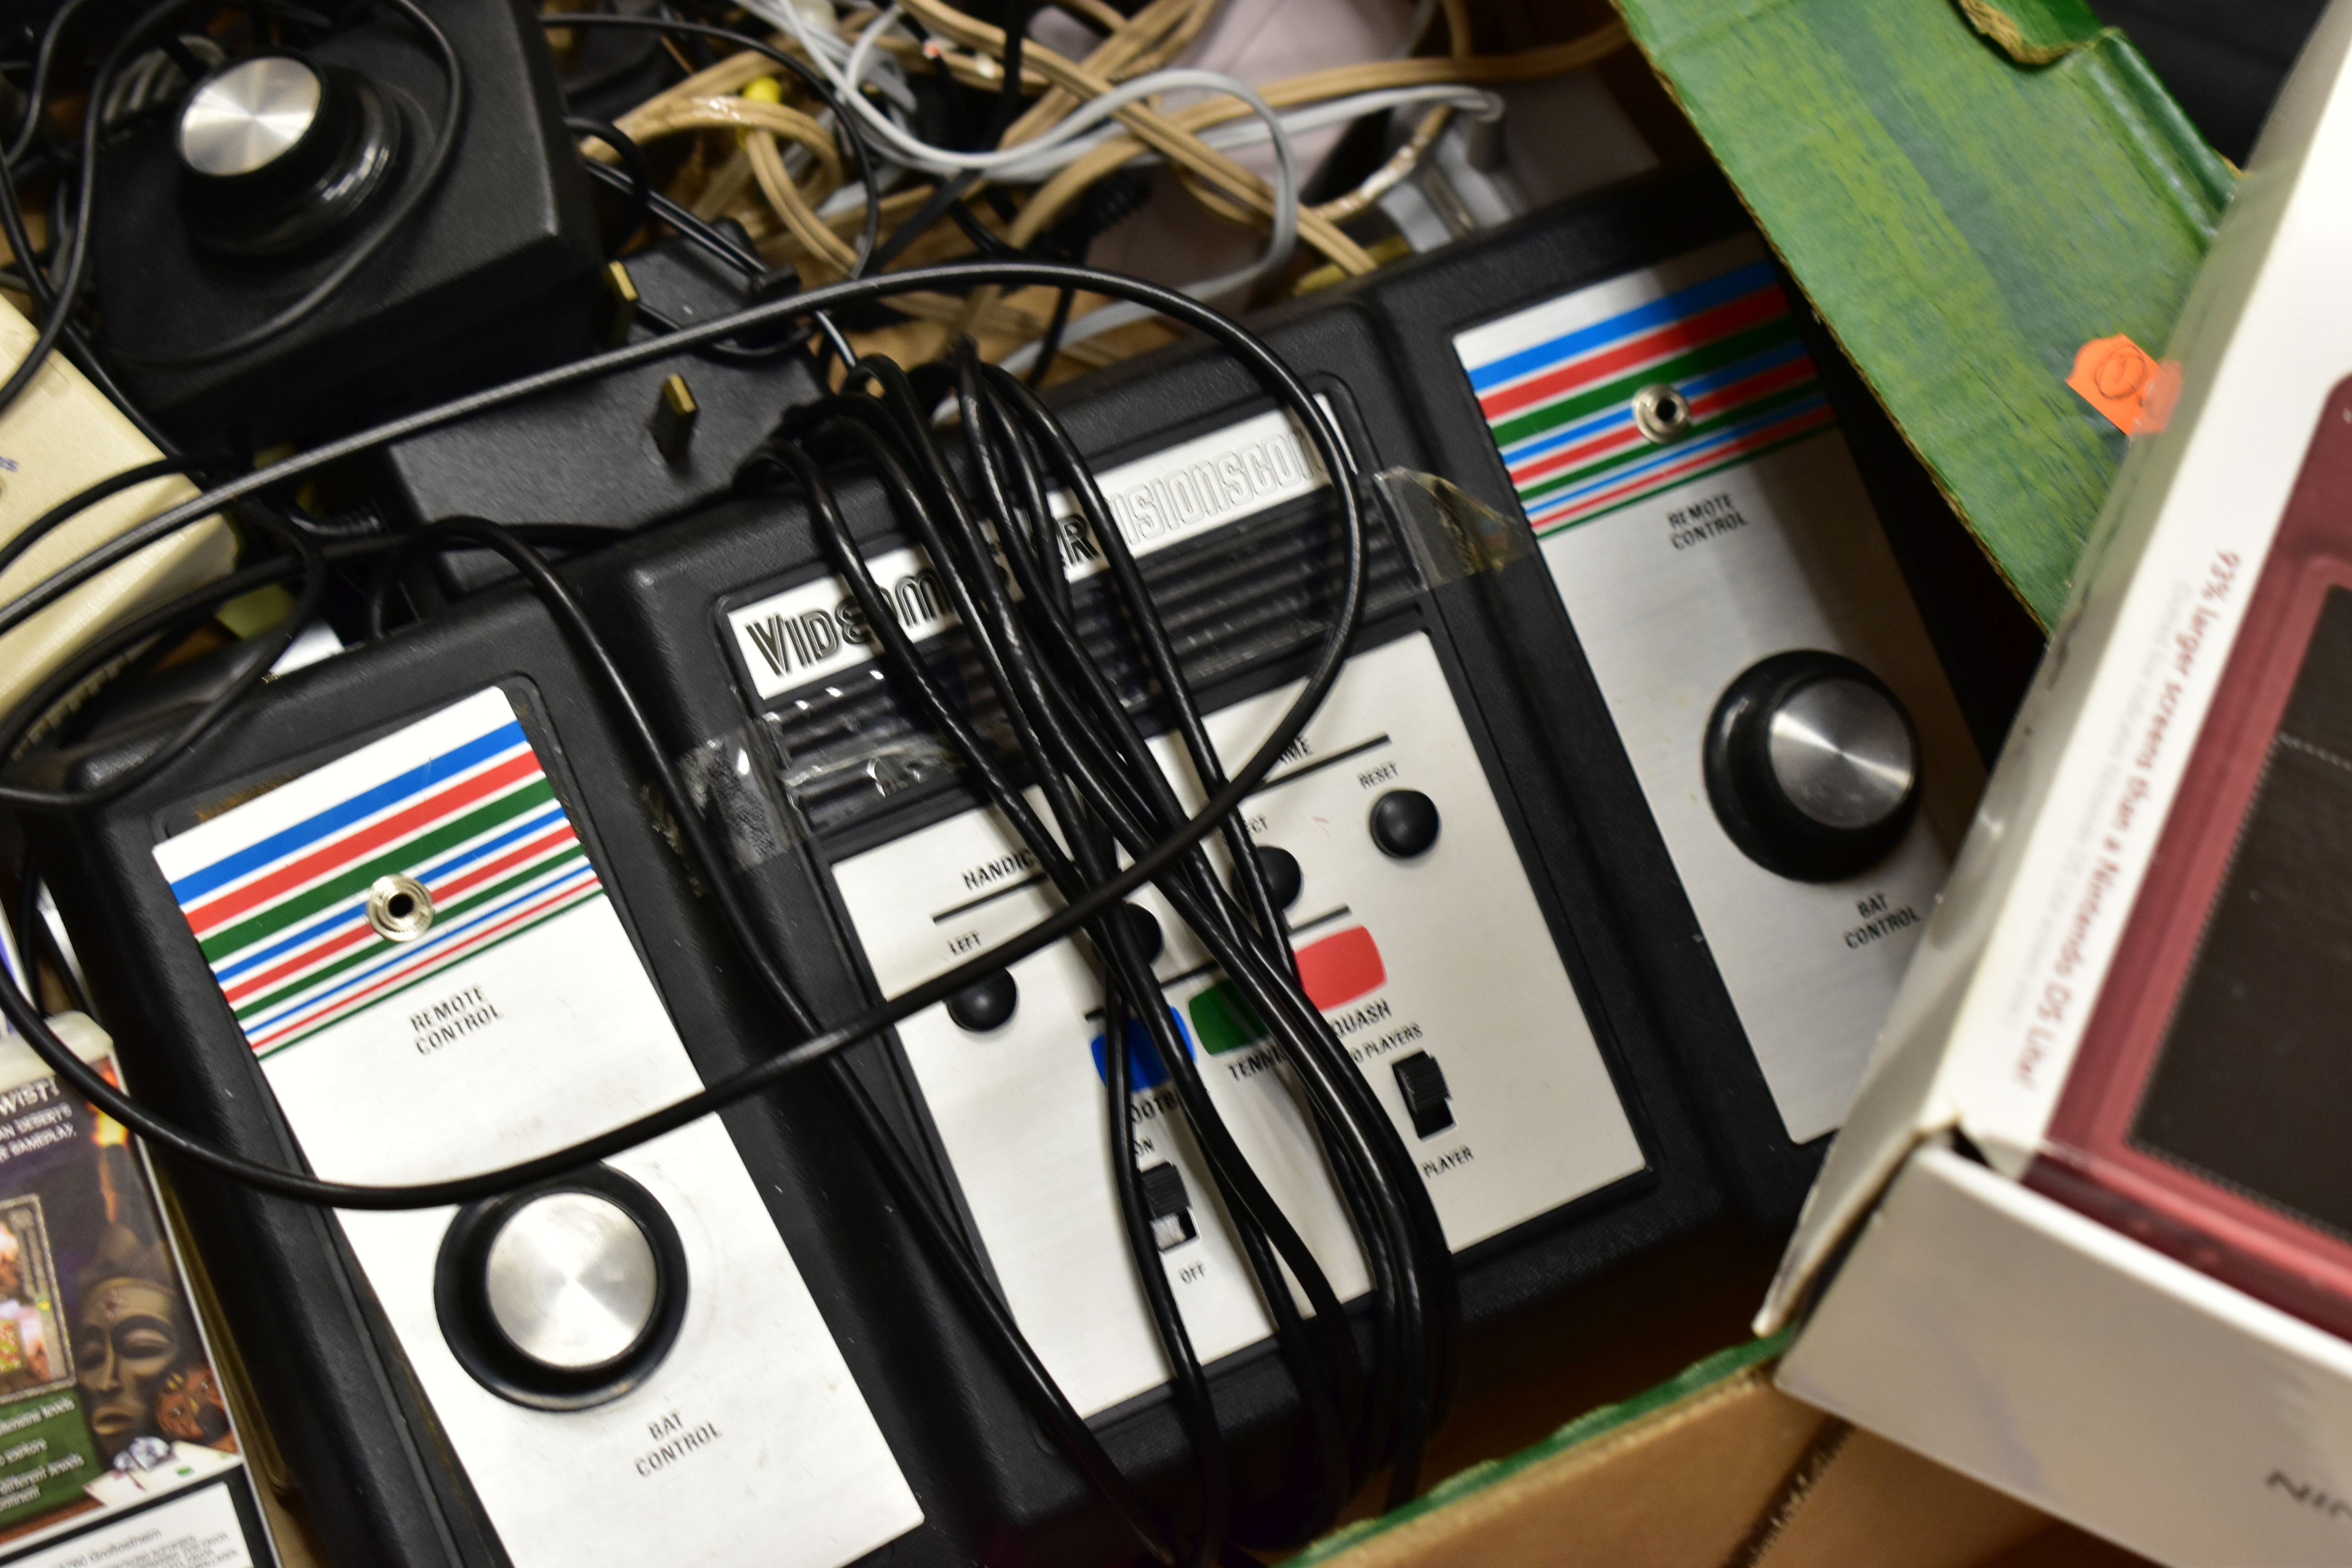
[1296,926,1384,1011]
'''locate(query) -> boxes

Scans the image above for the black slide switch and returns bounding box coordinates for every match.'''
[1139,1163,1196,1251]
[1392,1051,1454,1138]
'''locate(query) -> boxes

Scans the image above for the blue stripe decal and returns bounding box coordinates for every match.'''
[1497,404,1634,467]
[1524,393,1830,519]
[169,723,529,904]
[414,802,571,888]
[210,800,570,984]
[1497,338,1816,465]
[1466,261,1780,392]
[242,862,599,1035]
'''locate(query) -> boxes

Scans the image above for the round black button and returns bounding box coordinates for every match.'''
[947,969,1018,1032]
[1254,846,1303,910]
[1703,650,1922,883]
[1121,903,1164,963]
[1370,790,1441,859]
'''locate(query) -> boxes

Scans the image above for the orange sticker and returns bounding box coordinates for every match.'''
[2069,334,2179,435]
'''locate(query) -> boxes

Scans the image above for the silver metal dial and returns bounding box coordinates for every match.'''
[481,1190,661,1372]
[178,56,322,178]
[1765,676,1918,831]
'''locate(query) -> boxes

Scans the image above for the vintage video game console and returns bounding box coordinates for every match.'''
[562,255,1725,1545]
[25,590,1049,1568]
[28,316,1724,1564]
[22,171,1984,1565]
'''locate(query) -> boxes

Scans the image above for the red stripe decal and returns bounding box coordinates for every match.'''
[248,876,599,1052]
[430,824,581,905]
[1477,286,1789,421]
[1532,405,1836,525]
[217,826,584,1004]
[223,920,374,1006]
[1507,355,1821,488]
[1508,424,1646,490]
[185,751,541,936]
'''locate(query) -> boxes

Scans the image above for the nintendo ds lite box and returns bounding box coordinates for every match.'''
[1753,4,2352,1564]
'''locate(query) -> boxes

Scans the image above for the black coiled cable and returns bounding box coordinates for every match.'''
[748,338,1455,1541]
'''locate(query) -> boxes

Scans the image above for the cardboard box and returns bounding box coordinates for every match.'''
[1759,4,2352,1562]
[1606,0,2232,628]
[1298,1335,2147,1568]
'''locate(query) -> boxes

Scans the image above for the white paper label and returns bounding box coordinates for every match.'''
[14,1481,249,1568]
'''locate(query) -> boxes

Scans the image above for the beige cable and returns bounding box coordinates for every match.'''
[1312,103,1451,224]
[999,0,1208,148]
[748,131,858,273]
[902,0,1381,274]
[692,144,759,221]
[617,96,846,186]
[857,30,1053,94]
[1003,22,1624,248]
[617,50,775,136]
[605,7,1625,375]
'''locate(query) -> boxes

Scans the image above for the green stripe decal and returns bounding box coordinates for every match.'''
[197,779,559,963]
[1515,383,1826,506]
[230,845,588,1022]
[253,885,608,1060]
[1531,425,1835,535]
[1488,319,1801,448]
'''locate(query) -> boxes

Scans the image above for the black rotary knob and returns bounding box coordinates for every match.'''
[177,53,404,257]
[1254,846,1303,910]
[947,969,1018,1032]
[435,1166,688,1410]
[1704,650,1921,882]
[1369,790,1441,859]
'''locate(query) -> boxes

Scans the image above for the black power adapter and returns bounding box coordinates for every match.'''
[366,234,824,601]
[91,0,602,449]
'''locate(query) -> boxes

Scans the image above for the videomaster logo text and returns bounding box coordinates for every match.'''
[726,407,1332,700]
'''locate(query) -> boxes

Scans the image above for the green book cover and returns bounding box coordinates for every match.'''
[1610,0,2233,625]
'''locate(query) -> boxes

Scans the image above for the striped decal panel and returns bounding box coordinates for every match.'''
[1452,235,1835,536]
[151,689,606,1059]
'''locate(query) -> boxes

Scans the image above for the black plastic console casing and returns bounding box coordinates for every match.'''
[91,0,602,449]
[1344,172,2012,1224]
[561,225,1728,1554]
[28,597,1016,1568]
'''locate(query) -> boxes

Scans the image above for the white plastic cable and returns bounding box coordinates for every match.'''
[831,11,1304,310]
[739,0,920,111]
[1192,84,1499,151]
[961,81,1495,181]
[837,9,1296,182]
